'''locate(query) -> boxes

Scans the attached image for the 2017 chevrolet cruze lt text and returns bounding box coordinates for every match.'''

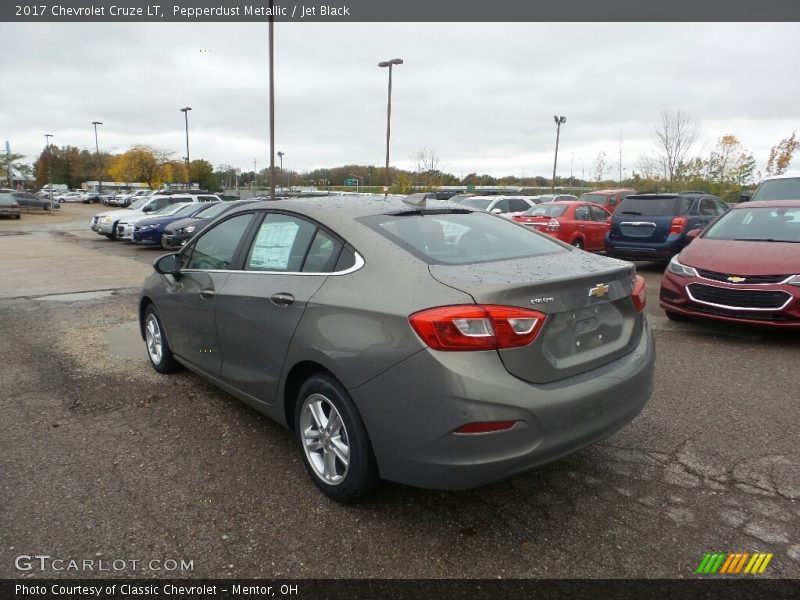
[139,195,655,502]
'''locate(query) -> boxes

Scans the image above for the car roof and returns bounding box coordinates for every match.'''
[732,199,800,209]
[757,174,800,181]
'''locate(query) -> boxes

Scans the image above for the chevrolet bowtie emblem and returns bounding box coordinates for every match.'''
[727,276,747,283]
[588,283,610,298]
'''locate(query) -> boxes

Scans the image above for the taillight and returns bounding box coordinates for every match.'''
[632,275,646,312]
[545,218,560,232]
[670,217,688,235]
[409,305,547,351]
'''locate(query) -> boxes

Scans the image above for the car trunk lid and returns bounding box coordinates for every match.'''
[428,251,642,384]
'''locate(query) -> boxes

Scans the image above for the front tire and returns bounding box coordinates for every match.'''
[295,374,379,503]
[572,238,584,249]
[144,305,179,374]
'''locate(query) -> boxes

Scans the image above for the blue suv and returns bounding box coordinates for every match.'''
[605,192,728,263]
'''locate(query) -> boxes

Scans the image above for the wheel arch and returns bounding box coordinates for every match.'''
[282,361,339,432]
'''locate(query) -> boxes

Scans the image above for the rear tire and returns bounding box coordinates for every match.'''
[572,238,584,249]
[665,310,690,322]
[144,305,180,374]
[295,374,379,503]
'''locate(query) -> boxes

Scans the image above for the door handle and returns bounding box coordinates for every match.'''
[200,289,215,299]
[270,292,295,307]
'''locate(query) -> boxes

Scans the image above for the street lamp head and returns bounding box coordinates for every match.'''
[180,107,192,113]
[379,58,403,68]
[92,121,103,126]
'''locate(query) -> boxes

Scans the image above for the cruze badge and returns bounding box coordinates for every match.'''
[727,276,746,283]
[530,297,555,305]
[588,283,610,298]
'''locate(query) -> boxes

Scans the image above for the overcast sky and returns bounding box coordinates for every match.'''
[2,22,799,180]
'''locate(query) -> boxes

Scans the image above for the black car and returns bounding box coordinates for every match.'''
[161,199,259,249]
[605,192,727,263]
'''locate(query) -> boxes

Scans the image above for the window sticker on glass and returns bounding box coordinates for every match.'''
[247,214,317,272]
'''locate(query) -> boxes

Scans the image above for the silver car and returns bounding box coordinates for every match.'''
[139,195,654,502]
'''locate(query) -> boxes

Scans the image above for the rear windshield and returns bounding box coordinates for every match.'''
[362,211,566,265]
[617,196,690,216]
[704,206,800,243]
[579,193,609,204]
[523,204,567,217]
[751,177,800,201]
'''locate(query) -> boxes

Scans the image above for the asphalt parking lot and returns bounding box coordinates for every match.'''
[1,203,798,579]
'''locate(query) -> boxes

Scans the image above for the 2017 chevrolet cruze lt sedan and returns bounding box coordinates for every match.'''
[139,195,655,502]
[660,200,800,327]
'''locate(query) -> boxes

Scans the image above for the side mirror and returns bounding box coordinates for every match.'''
[739,193,751,203]
[686,228,702,241]
[142,205,153,212]
[154,253,182,275]
[490,208,502,214]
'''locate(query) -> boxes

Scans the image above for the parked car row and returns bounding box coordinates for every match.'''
[88,190,272,252]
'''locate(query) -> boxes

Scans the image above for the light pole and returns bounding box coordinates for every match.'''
[268,1,276,200]
[277,151,284,190]
[44,134,54,215]
[580,158,585,195]
[551,115,566,192]
[180,107,191,189]
[92,121,103,195]
[378,57,403,198]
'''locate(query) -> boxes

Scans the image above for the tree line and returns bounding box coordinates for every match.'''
[5,112,797,201]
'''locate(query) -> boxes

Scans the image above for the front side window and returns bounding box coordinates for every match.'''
[184,213,254,270]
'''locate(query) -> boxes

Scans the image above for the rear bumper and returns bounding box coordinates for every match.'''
[350,319,655,490]
[660,271,800,328]
[605,235,685,261]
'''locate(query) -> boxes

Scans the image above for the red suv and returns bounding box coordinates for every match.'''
[579,189,637,213]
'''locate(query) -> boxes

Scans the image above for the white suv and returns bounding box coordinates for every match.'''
[91,192,221,239]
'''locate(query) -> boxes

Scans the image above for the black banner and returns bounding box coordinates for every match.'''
[3,579,800,600]
[2,0,800,22]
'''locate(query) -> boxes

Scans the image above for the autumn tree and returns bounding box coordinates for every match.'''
[704,135,755,186]
[765,132,799,176]
[109,146,173,189]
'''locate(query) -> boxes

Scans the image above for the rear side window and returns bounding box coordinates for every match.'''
[246,214,317,272]
[617,197,682,217]
[198,195,218,203]
[363,212,565,265]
